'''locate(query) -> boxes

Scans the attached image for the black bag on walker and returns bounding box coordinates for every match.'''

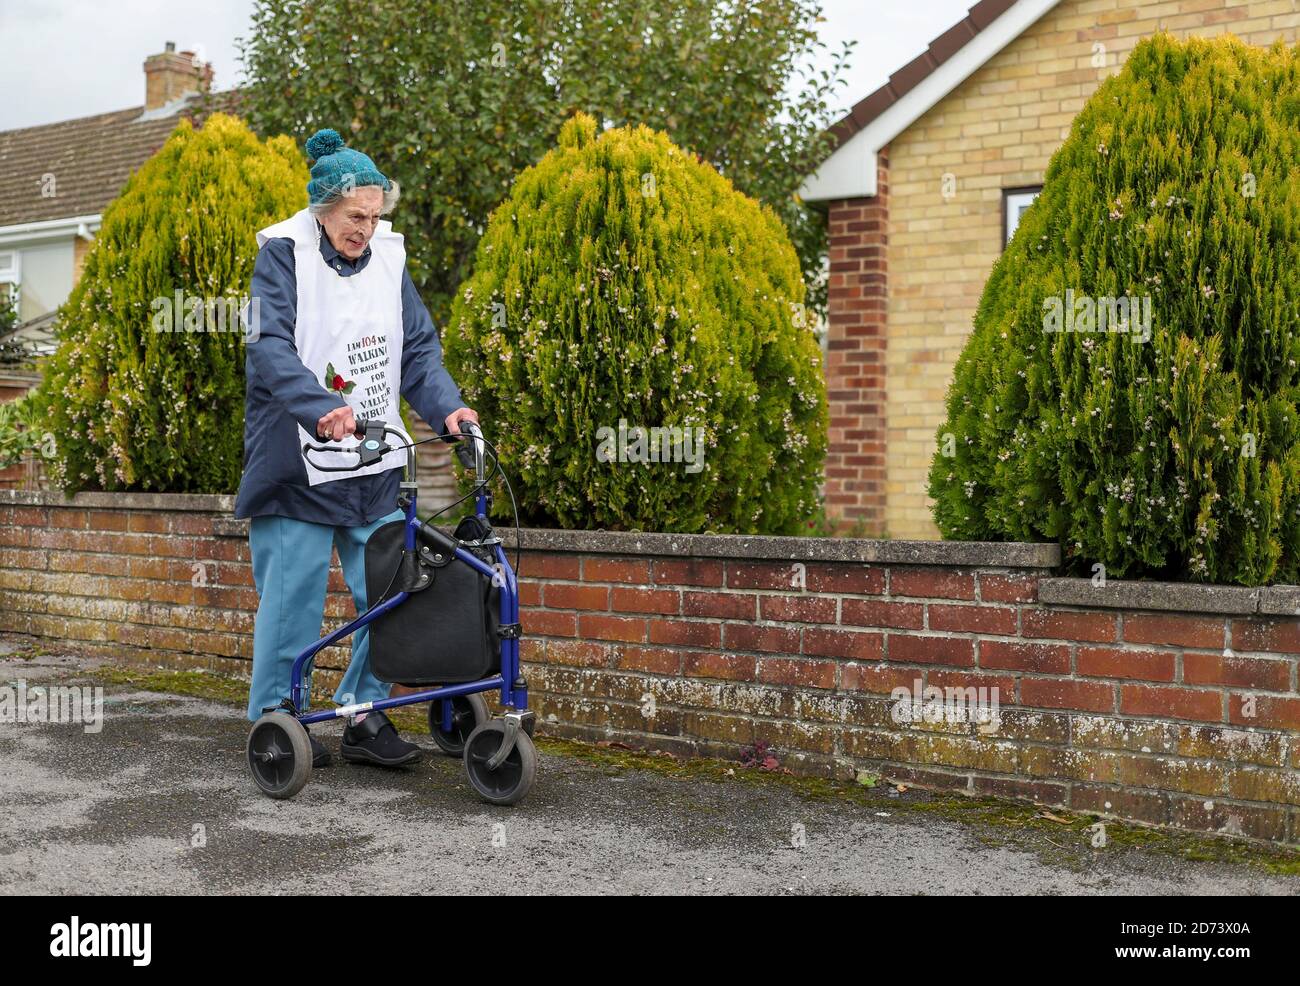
[363,515,500,685]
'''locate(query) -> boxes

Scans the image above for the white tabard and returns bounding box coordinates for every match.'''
[255,208,410,485]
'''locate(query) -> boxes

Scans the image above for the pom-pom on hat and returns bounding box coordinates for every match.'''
[304,128,391,205]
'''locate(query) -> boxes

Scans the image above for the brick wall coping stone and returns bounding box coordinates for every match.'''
[1040,580,1263,619]
[1039,578,1300,616]
[212,518,1062,568]
[0,489,1064,568]
[20,488,1300,614]
[491,528,1062,568]
[1,489,237,513]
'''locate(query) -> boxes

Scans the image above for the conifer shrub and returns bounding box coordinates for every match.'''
[929,35,1300,586]
[444,113,827,533]
[37,113,307,493]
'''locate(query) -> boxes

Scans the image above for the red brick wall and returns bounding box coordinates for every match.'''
[823,147,888,533]
[3,490,1299,843]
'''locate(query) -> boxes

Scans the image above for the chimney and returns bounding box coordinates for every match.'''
[143,41,213,112]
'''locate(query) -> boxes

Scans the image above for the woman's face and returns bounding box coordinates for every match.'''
[321,186,384,259]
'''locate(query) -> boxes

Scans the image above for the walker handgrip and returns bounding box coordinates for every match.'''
[455,429,476,470]
[454,420,487,481]
[315,414,368,443]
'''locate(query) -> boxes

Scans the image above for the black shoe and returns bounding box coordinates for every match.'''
[341,711,422,767]
[306,729,331,768]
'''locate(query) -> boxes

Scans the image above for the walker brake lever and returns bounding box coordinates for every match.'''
[301,442,363,471]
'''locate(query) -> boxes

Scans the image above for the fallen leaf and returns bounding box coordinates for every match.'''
[1036,811,1072,824]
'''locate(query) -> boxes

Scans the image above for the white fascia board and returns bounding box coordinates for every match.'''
[799,125,880,203]
[799,0,1062,204]
[0,214,102,246]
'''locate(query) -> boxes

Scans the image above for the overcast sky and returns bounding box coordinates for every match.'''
[1,0,976,132]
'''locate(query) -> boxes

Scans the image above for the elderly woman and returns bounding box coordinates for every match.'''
[235,128,477,768]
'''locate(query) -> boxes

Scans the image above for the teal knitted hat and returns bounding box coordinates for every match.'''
[304,129,391,204]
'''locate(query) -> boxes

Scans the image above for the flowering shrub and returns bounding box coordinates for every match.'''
[929,35,1300,586]
[36,113,307,493]
[444,113,827,533]
[0,395,47,470]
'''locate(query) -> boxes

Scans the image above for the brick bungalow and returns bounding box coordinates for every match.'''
[801,0,1300,540]
[0,42,215,327]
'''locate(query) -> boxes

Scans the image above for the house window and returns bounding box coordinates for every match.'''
[0,251,19,307]
[1002,187,1042,247]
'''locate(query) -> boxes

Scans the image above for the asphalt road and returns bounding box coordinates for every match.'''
[1,644,1297,895]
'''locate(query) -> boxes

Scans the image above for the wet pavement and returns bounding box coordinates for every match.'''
[2,642,1298,895]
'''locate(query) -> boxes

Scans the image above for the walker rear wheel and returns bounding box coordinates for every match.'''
[463,720,536,806]
[247,711,312,799]
[429,693,489,757]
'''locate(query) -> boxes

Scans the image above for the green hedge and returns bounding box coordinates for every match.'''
[445,112,827,533]
[38,113,307,494]
[929,35,1300,586]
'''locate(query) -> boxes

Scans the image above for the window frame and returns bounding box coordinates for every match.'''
[0,249,19,281]
[0,251,18,315]
[1002,186,1043,249]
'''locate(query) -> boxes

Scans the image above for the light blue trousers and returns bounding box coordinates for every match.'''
[246,510,404,721]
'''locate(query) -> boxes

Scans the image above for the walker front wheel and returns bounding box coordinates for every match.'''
[247,711,312,799]
[463,720,536,806]
[429,693,489,757]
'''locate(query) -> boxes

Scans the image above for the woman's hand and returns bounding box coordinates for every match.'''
[317,405,357,441]
[444,406,480,438]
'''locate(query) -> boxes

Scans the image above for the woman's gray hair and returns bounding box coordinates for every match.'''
[308,179,401,219]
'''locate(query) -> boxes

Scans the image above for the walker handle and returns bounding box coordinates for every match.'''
[312,413,370,443]
[455,419,487,481]
[301,417,391,470]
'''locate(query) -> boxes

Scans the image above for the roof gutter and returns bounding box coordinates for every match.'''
[0,214,103,246]
[798,0,1061,204]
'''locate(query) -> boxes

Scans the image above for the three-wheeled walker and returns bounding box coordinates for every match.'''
[245,418,537,805]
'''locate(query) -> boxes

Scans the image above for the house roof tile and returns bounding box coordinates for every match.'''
[828,0,1017,149]
[0,90,240,228]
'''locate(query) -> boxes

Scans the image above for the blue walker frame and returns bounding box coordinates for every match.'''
[289,420,528,736]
